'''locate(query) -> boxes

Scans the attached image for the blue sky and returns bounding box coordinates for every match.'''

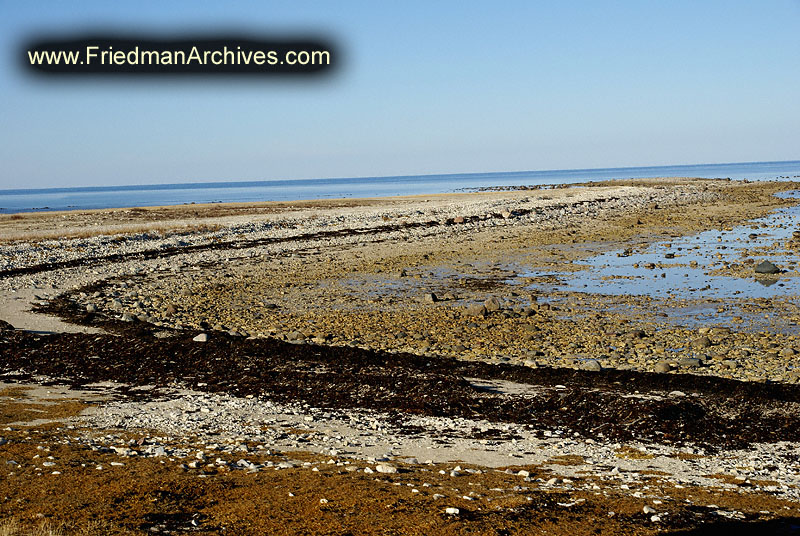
[1,1,798,189]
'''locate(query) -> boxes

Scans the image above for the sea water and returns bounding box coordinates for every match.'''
[1,160,799,214]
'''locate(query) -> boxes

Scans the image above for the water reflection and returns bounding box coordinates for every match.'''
[523,192,800,300]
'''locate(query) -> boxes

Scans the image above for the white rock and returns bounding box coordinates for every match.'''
[376,464,398,474]
[193,333,208,342]
[445,507,460,515]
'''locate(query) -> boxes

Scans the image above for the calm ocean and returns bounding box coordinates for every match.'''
[1,160,799,214]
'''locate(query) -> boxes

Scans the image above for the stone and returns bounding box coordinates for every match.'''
[85,303,97,313]
[483,297,501,312]
[755,260,780,274]
[445,507,460,515]
[581,359,602,372]
[654,361,671,373]
[453,216,465,224]
[643,505,656,514]
[375,464,397,474]
[677,358,702,368]
[465,304,487,317]
[423,293,439,304]
[286,331,305,342]
[691,336,712,349]
[193,333,208,342]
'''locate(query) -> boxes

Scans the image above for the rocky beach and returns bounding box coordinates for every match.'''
[3,178,800,534]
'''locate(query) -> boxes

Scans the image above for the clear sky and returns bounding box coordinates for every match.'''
[1,1,798,189]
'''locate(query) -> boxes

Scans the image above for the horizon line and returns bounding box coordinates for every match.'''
[1,158,799,195]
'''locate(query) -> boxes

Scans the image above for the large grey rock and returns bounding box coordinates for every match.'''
[755,260,780,274]
[654,361,671,373]
[581,359,602,372]
[678,358,702,368]
[465,304,487,317]
[286,331,305,341]
[483,297,501,312]
[423,293,439,304]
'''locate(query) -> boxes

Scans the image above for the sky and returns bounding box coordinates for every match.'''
[0,1,798,189]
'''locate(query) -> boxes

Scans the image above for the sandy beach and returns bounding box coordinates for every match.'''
[3,177,800,534]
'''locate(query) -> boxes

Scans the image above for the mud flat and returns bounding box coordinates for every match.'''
[3,178,800,534]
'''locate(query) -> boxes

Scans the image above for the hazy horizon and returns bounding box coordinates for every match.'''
[2,158,800,194]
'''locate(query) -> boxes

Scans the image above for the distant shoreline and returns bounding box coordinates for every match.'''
[2,160,799,215]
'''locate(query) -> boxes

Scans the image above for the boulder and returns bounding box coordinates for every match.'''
[483,297,501,312]
[755,260,780,274]
[465,304,487,317]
